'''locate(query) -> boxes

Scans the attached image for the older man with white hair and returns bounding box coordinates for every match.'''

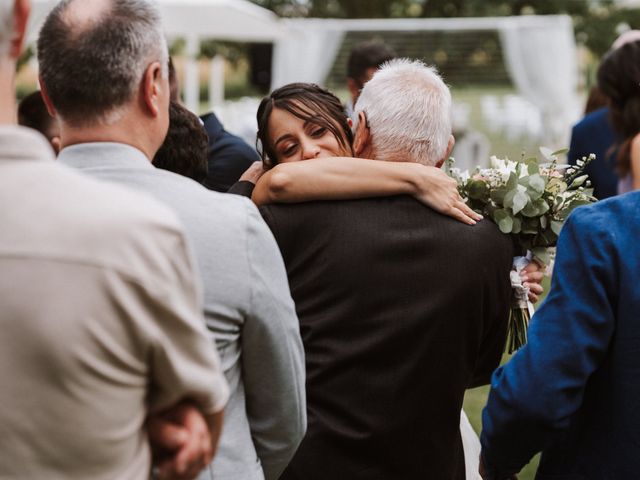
[0,1,229,479]
[37,1,306,480]
[258,59,514,480]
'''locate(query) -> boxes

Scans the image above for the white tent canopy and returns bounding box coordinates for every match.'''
[27,0,282,42]
[26,0,282,111]
[272,15,579,144]
[24,3,579,143]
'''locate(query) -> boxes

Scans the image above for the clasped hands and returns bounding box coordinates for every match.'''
[147,401,216,480]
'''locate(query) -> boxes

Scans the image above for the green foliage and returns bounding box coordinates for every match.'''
[448,151,597,266]
[251,0,601,18]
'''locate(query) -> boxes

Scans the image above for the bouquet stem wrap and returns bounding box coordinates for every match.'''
[507,254,536,353]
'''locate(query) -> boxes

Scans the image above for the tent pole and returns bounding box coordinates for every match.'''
[184,33,200,114]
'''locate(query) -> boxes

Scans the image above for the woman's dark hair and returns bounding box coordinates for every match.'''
[153,101,209,184]
[18,91,56,140]
[256,83,354,168]
[597,40,640,176]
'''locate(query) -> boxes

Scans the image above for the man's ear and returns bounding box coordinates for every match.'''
[435,134,455,168]
[142,61,164,117]
[10,0,31,59]
[39,80,58,118]
[353,111,370,157]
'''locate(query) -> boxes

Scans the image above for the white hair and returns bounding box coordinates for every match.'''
[353,58,452,166]
[0,0,13,58]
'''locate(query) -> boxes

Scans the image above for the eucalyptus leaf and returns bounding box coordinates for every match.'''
[551,148,569,157]
[522,217,539,234]
[490,187,508,204]
[512,189,529,215]
[526,159,539,175]
[504,189,516,209]
[521,202,539,218]
[570,174,588,188]
[539,146,556,161]
[540,216,547,229]
[532,247,550,266]
[550,220,564,235]
[493,208,511,223]
[512,217,522,234]
[498,216,514,234]
[529,174,546,193]
[535,200,550,216]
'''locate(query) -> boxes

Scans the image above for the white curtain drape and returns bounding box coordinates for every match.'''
[271,19,346,89]
[499,15,580,145]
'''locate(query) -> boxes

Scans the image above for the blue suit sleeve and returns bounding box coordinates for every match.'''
[480,206,618,478]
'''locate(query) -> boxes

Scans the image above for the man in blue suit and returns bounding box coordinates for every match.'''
[567,106,618,199]
[479,191,640,479]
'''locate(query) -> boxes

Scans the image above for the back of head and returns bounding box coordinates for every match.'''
[347,41,397,84]
[37,0,168,126]
[354,58,452,166]
[153,101,209,183]
[0,0,13,58]
[597,40,640,175]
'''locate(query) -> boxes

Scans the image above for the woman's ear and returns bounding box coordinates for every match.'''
[353,111,371,157]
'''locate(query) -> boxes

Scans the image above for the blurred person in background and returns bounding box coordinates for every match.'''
[567,30,640,199]
[597,38,640,193]
[17,90,59,153]
[153,100,209,184]
[168,57,260,192]
[345,40,397,118]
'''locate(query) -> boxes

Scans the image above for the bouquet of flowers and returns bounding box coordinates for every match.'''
[445,148,597,352]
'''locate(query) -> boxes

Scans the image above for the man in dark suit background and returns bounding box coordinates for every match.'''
[567,106,618,199]
[261,59,514,480]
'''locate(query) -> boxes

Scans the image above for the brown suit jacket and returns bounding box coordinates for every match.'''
[261,195,513,480]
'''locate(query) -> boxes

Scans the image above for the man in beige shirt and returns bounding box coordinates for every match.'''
[0,1,228,479]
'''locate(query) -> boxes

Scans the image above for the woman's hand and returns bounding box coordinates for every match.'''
[415,166,483,225]
[520,261,545,304]
[239,161,266,184]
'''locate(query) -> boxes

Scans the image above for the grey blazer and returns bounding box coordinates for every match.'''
[59,143,306,480]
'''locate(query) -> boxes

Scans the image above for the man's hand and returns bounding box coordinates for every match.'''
[147,401,218,480]
[520,261,545,304]
[479,453,518,480]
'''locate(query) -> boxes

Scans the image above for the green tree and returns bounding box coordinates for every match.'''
[250,0,600,18]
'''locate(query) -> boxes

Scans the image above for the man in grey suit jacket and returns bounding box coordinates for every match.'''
[38,1,306,479]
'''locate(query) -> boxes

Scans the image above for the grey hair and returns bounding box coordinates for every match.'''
[353,58,452,166]
[0,0,13,57]
[37,0,168,126]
